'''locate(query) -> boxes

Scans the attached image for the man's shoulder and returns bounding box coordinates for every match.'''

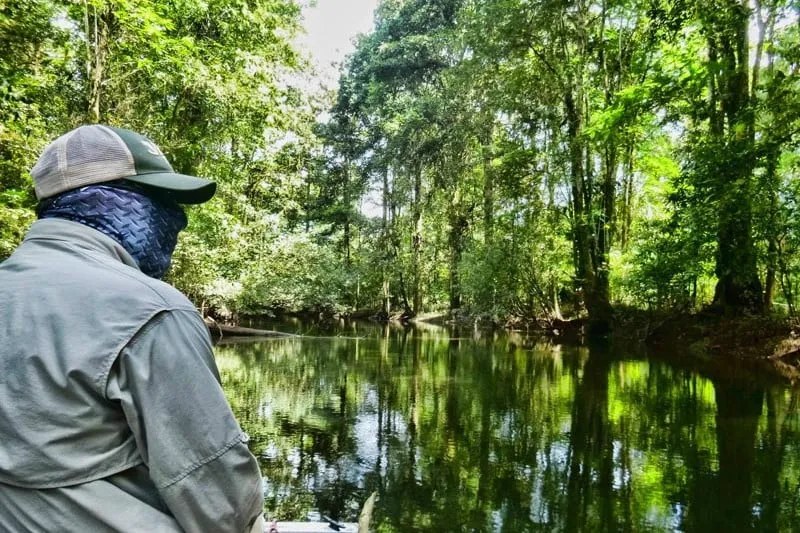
[98,259,196,312]
[134,273,196,311]
[0,226,197,314]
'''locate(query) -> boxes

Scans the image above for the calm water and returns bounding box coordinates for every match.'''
[215,320,800,532]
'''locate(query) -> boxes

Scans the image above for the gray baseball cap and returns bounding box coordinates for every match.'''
[31,125,217,204]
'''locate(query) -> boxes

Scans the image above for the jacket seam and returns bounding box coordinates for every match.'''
[158,434,245,490]
[96,308,197,393]
[0,457,144,490]
[25,233,198,393]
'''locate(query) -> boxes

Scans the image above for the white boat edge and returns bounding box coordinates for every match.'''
[263,521,359,533]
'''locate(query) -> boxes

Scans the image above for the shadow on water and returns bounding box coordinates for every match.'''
[214,321,800,532]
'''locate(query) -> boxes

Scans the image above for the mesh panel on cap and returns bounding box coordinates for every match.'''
[64,126,135,184]
[32,125,136,200]
[31,136,62,200]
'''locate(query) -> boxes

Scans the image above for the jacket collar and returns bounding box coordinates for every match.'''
[23,218,140,270]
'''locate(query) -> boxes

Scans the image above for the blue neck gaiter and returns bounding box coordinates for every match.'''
[38,184,187,279]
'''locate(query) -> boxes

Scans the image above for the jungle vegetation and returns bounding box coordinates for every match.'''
[2,0,800,332]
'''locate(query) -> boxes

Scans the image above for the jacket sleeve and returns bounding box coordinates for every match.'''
[106,309,264,533]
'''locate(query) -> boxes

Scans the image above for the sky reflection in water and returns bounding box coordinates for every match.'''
[215,321,800,532]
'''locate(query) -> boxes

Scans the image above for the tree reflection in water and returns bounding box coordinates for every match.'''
[214,322,800,532]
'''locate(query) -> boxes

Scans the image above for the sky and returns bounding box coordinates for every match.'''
[295,0,380,89]
[293,0,382,217]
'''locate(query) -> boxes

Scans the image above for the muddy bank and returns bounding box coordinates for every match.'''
[414,309,800,382]
[644,312,800,382]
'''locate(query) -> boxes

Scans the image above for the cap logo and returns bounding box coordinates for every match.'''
[142,140,164,158]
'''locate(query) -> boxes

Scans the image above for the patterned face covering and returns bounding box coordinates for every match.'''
[38,183,187,279]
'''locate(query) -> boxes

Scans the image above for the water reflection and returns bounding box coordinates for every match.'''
[215,324,800,532]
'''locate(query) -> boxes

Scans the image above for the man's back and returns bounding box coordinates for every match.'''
[0,124,264,533]
[0,218,193,489]
[0,219,264,532]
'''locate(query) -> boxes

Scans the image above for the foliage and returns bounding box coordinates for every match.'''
[626,218,716,309]
[238,231,354,315]
[0,0,329,316]
[3,0,800,324]
[317,0,800,323]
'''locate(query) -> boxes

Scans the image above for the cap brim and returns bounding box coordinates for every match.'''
[124,172,217,204]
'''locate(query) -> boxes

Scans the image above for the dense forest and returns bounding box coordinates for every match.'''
[2,0,800,333]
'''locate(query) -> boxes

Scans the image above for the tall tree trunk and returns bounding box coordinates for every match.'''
[381,168,391,316]
[760,3,778,313]
[763,154,778,312]
[620,146,634,252]
[777,240,795,316]
[566,90,611,333]
[595,142,617,318]
[343,159,351,266]
[707,2,763,312]
[552,281,562,320]
[481,127,494,247]
[390,201,413,316]
[565,90,593,295]
[87,5,111,123]
[448,194,467,312]
[305,173,312,233]
[411,164,423,315]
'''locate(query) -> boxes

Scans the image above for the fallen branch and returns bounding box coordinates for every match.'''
[204,319,296,338]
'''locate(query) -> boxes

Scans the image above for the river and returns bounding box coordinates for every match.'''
[214,320,800,532]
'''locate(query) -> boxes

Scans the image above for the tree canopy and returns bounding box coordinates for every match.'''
[2,0,800,329]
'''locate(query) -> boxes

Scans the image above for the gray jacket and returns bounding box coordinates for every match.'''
[0,219,263,532]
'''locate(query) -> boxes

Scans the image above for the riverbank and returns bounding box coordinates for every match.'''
[210,306,800,383]
[644,312,800,382]
[435,309,800,383]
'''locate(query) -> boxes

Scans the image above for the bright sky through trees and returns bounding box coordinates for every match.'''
[296,0,379,88]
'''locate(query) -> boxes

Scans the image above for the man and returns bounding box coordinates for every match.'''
[0,125,265,532]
